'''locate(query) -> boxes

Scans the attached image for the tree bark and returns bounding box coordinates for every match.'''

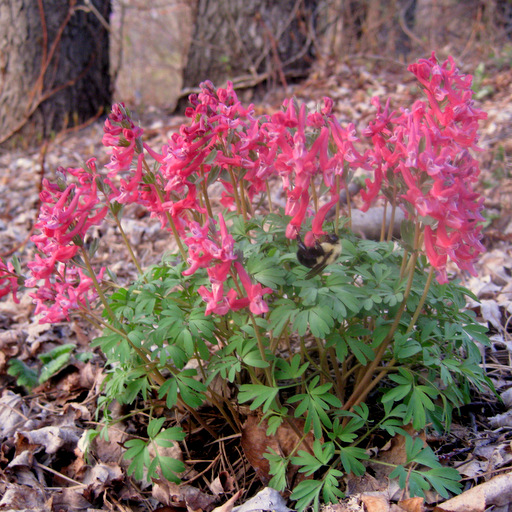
[182,0,319,92]
[0,0,111,146]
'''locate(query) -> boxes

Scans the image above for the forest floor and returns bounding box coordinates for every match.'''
[1,57,512,512]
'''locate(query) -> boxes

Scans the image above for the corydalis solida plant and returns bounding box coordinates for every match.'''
[1,53,489,507]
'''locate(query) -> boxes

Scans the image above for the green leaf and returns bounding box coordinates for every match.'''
[408,471,431,497]
[265,448,288,492]
[238,384,279,413]
[291,441,334,476]
[308,306,334,338]
[292,452,323,477]
[346,336,375,365]
[339,446,368,475]
[38,343,76,364]
[241,349,270,369]
[326,285,362,314]
[382,384,412,404]
[326,332,348,363]
[423,467,462,498]
[7,359,38,390]
[158,378,178,408]
[322,469,344,503]
[463,323,490,344]
[405,436,440,469]
[147,417,166,438]
[293,310,310,336]
[268,299,297,338]
[288,377,340,438]
[90,332,122,352]
[176,373,206,408]
[290,479,323,512]
[248,256,287,288]
[154,426,187,447]
[274,354,309,380]
[38,344,76,384]
[158,455,186,483]
[124,438,148,481]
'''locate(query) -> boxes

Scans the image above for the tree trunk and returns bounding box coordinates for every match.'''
[0,0,111,146]
[182,0,319,93]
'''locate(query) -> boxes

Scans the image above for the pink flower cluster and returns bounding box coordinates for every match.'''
[26,159,107,322]
[362,52,486,282]
[101,81,365,315]
[258,97,367,245]
[183,215,272,316]
[0,259,19,303]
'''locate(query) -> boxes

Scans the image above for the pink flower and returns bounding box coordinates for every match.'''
[35,164,108,249]
[182,215,236,277]
[234,262,272,315]
[103,103,143,175]
[30,266,105,323]
[0,259,20,303]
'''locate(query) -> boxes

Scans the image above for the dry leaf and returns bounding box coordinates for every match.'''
[0,392,29,439]
[91,423,128,465]
[82,463,124,498]
[16,425,80,454]
[211,490,243,512]
[210,470,236,495]
[398,497,424,512]
[51,487,92,511]
[241,414,315,485]
[231,487,293,512]
[152,480,217,510]
[0,483,51,511]
[360,494,390,512]
[345,473,386,495]
[434,472,512,512]
[489,410,512,428]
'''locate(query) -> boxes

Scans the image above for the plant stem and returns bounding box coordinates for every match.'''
[380,201,387,242]
[343,170,352,231]
[141,156,187,261]
[343,249,419,412]
[266,180,274,214]
[227,166,243,216]
[239,176,249,220]
[249,312,272,385]
[310,179,319,213]
[80,248,166,386]
[408,266,435,331]
[111,211,145,277]
[200,166,214,219]
[328,346,344,401]
[80,248,116,325]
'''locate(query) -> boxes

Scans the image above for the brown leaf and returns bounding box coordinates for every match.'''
[51,488,92,512]
[210,490,243,512]
[210,470,236,495]
[82,463,124,498]
[152,480,217,510]
[360,494,390,512]
[0,392,30,440]
[91,423,128,465]
[345,473,387,495]
[16,425,80,455]
[241,414,315,485]
[398,497,424,512]
[0,483,51,511]
[434,472,512,512]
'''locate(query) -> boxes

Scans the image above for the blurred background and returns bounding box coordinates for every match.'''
[1,0,511,145]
